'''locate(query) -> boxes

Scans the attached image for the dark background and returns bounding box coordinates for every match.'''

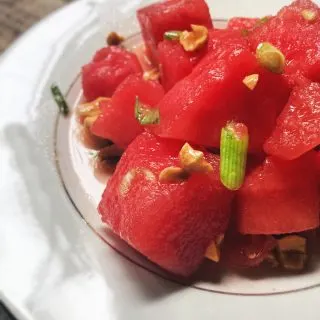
[0,0,72,52]
[1,0,73,317]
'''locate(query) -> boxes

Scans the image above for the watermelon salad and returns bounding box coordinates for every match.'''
[52,0,320,277]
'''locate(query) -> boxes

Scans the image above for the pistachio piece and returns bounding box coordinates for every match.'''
[277,235,307,271]
[143,68,160,81]
[301,9,318,22]
[243,74,259,90]
[206,234,224,262]
[256,42,286,74]
[106,31,125,46]
[179,25,208,52]
[179,143,213,173]
[159,166,189,183]
[77,97,109,118]
[135,96,160,125]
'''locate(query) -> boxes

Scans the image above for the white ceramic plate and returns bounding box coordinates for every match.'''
[1,0,320,319]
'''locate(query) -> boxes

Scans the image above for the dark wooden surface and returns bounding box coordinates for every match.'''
[0,0,72,52]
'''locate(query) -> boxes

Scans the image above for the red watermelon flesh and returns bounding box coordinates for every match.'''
[91,74,164,148]
[98,132,233,276]
[137,0,213,64]
[264,82,320,160]
[153,45,289,153]
[157,40,204,91]
[249,0,320,83]
[82,46,142,101]
[236,152,320,235]
[158,29,248,91]
[221,232,276,268]
[227,17,260,32]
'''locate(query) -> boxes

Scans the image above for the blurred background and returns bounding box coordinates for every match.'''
[0,0,73,53]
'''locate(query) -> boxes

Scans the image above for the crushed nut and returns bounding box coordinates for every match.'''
[159,166,189,183]
[301,9,318,22]
[78,97,111,129]
[243,74,259,90]
[179,143,213,173]
[106,31,125,46]
[277,235,307,271]
[143,68,160,81]
[205,235,224,262]
[179,25,208,52]
[256,42,286,74]
[77,97,109,118]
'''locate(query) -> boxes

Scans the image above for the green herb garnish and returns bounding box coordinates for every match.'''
[164,30,182,41]
[135,96,160,125]
[51,83,69,116]
[220,122,249,190]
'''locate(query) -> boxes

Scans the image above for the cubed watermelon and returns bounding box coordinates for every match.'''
[158,40,203,91]
[91,74,164,148]
[153,45,289,153]
[82,46,142,101]
[137,0,213,64]
[264,81,320,160]
[249,0,320,83]
[158,29,247,91]
[99,132,233,276]
[236,152,319,235]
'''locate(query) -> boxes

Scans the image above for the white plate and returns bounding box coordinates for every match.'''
[1,0,320,319]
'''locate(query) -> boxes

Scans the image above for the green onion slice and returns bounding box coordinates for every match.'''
[135,96,160,125]
[220,122,249,190]
[164,30,182,41]
[51,83,69,116]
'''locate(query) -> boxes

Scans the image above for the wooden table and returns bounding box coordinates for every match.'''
[0,0,72,52]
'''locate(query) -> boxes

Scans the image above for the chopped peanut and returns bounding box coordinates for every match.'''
[179,25,208,52]
[205,235,224,262]
[243,74,259,90]
[179,143,213,173]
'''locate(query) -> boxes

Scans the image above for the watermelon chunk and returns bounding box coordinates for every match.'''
[91,74,164,148]
[153,45,289,153]
[249,0,320,83]
[264,81,320,160]
[99,132,233,276]
[137,0,213,64]
[158,29,247,91]
[236,152,320,235]
[82,46,142,101]
[158,40,204,91]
